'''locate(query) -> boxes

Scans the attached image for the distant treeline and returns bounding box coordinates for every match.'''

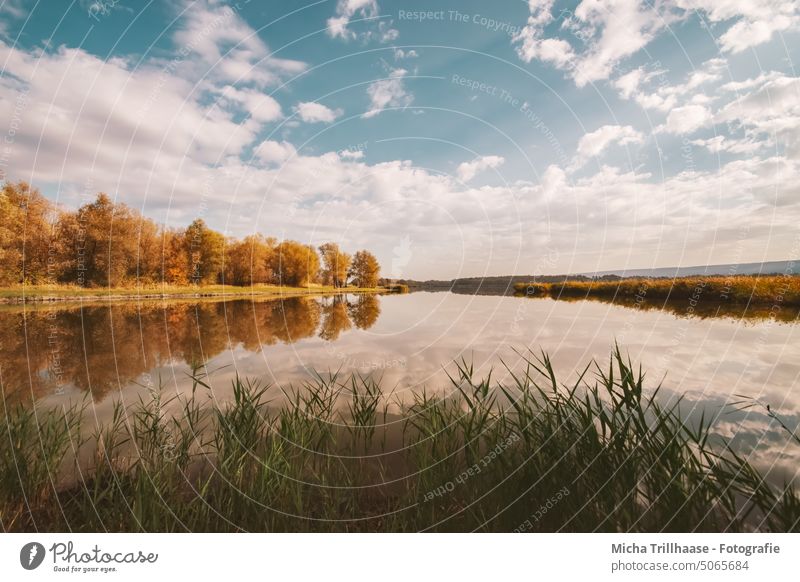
[0,181,380,288]
[514,275,800,305]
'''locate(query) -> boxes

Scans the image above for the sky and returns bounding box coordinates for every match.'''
[0,0,798,279]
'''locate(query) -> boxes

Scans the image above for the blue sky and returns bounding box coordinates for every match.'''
[1,0,798,278]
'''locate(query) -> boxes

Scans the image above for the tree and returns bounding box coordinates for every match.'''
[161,228,190,285]
[0,179,386,291]
[56,193,143,287]
[184,219,224,285]
[0,181,58,284]
[134,215,161,284]
[271,240,319,287]
[349,250,380,288]
[319,242,351,288]
[224,234,275,286]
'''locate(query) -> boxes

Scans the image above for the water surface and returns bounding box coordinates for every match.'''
[2,292,798,481]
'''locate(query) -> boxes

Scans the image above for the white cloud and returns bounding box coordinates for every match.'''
[393,48,418,60]
[363,68,413,118]
[515,0,674,87]
[255,140,297,165]
[661,104,712,134]
[217,86,283,122]
[677,0,799,54]
[514,2,798,86]
[294,101,343,123]
[612,58,726,112]
[715,73,800,155]
[326,0,398,42]
[456,156,505,182]
[571,125,644,170]
[691,136,766,155]
[339,149,365,160]
[514,1,576,68]
[171,1,306,88]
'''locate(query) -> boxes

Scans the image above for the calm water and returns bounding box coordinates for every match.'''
[2,292,799,481]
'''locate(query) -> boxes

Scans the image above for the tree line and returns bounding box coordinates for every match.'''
[0,181,381,288]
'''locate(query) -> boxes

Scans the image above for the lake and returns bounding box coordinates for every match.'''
[2,291,799,482]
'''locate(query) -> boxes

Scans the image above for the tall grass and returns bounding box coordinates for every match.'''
[1,349,797,532]
[514,275,800,306]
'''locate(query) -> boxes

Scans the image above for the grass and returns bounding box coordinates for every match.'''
[514,274,800,306]
[1,349,797,532]
[0,282,391,303]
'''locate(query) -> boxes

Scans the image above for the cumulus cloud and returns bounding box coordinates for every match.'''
[570,125,644,171]
[216,86,283,122]
[456,156,505,182]
[691,136,765,155]
[326,0,398,43]
[294,101,343,123]
[255,140,297,165]
[514,1,798,86]
[611,57,727,113]
[661,104,712,134]
[514,0,673,87]
[715,73,800,155]
[170,0,306,87]
[363,68,413,118]
[339,149,365,160]
[677,0,799,54]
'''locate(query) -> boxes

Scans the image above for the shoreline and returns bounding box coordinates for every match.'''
[0,284,391,306]
[512,274,800,306]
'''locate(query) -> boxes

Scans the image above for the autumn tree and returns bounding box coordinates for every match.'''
[161,228,190,285]
[224,234,275,286]
[271,240,319,287]
[348,250,380,288]
[0,181,58,284]
[133,215,161,284]
[0,180,385,291]
[319,242,351,288]
[55,193,145,287]
[185,219,224,285]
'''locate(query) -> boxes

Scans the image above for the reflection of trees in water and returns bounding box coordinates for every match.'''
[348,294,381,330]
[319,296,352,341]
[0,294,381,402]
[318,294,382,340]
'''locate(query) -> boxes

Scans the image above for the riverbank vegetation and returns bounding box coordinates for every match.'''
[514,274,799,306]
[1,349,797,532]
[0,181,380,290]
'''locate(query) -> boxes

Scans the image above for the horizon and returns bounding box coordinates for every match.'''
[1,0,798,279]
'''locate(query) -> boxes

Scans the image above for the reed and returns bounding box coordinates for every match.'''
[1,349,797,532]
[513,275,800,306]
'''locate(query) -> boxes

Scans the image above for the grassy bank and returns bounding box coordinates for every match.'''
[0,283,390,304]
[1,350,797,532]
[514,274,800,306]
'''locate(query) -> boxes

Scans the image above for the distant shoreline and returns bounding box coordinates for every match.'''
[513,274,800,306]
